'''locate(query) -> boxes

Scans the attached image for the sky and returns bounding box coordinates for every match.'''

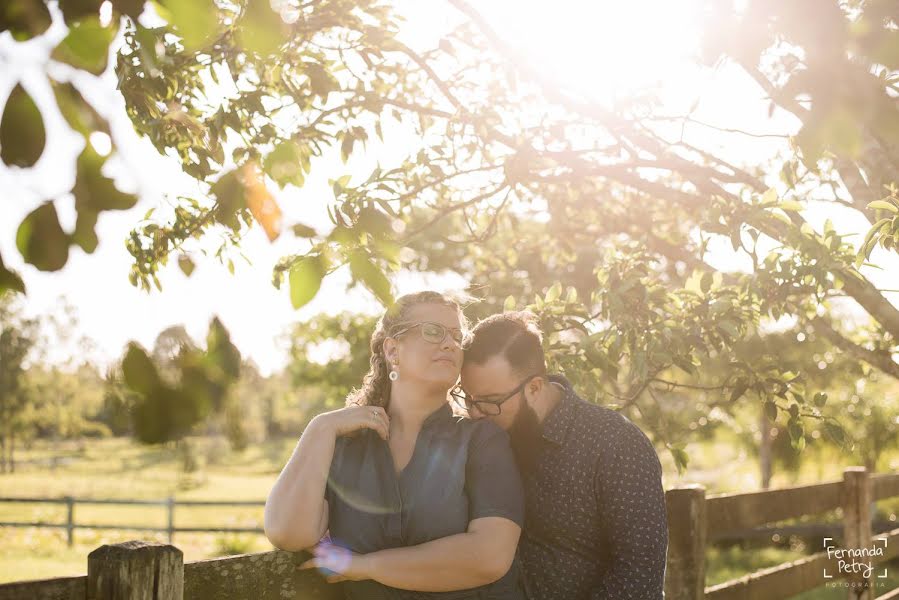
[1,0,897,376]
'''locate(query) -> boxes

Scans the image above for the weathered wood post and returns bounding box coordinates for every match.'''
[65,496,74,548]
[842,467,872,600]
[87,540,183,600]
[664,484,707,600]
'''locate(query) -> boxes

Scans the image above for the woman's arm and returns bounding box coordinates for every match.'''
[264,406,389,551]
[345,516,521,590]
[300,421,525,591]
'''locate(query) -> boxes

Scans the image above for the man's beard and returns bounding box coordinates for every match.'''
[508,399,543,473]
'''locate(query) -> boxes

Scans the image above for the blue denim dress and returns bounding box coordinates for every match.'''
[325,402,525,600]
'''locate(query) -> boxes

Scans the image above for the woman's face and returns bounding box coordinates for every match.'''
[385,302,465,389]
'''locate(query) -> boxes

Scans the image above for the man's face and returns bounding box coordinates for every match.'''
[459,354,525,431]
[460,354,544,470]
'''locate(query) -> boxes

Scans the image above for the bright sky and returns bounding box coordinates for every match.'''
[1,0,896,376]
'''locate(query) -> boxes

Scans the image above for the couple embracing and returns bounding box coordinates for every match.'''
[265,290,668,599]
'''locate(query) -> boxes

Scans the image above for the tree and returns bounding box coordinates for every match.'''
[119,317,242,469]
[3,1,898,465]
[0,297,39,472]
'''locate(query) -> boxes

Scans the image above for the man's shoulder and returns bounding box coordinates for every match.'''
[564,393,657,457]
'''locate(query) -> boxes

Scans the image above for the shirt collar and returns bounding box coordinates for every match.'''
[540,373,578,445]
[422,401,455,429]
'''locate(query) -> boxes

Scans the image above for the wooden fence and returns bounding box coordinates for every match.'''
[0,466,897,599]
[665,467,899,600]
[0,497,264,546]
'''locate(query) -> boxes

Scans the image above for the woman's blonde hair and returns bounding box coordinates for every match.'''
[346,291,469,408]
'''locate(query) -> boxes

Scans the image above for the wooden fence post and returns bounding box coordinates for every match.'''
[842,467,872,600]
[65,496,74,548]
[665,484,707,600]
[87,540,183,600]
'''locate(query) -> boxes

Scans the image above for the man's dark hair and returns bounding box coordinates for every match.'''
[463,311,547,377]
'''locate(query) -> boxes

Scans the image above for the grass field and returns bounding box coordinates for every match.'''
[1,433,897,598]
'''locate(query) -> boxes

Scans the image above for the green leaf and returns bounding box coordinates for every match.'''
[16,202,70,271]
[760,188,778,206]
[58,0,103,25]
[235,0,286,56]
[673,356,696,376]
[867,200,899,213]
[670,447,689,474]
[545,282,561,303]
[51,17,118,75]
[349,251,393,306]
[178,255,195,277]
[158,0,219,51]
[291,223,317,238]
[122,343,161,396]
[71,146,136,252]
[289,255,325,309]
[340,132,356,163]
[503,295,516,311]
[823,421,847,447]
[304,62,339,100]
[0,251,26,296]
[779,200,803,212]
[53,81,108,137]
[263,140,306,188]
[729,379,749,403]
[764,400,778,422]
[212,170,249,231]
[1,83,45,168]
[813,392,827,407]
[0,0,52,40]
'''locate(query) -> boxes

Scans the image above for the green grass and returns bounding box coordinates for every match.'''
[0,435,295,583]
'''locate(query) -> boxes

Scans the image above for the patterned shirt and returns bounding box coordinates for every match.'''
[519,374,668,600]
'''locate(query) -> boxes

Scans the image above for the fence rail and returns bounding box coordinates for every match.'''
[0,496,265,546]
[666,467,899,600]
[0,467,898,599]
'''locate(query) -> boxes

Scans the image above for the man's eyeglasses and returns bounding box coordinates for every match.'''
[392,321,467,346]
[450,374,542,416]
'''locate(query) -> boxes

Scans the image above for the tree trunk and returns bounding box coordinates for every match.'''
[759,407,772,490]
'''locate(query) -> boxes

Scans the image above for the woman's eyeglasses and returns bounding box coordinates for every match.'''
[392,321,467,346]
[450,374,542,416]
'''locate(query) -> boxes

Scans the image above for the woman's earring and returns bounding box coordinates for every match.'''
[389,363,399,381]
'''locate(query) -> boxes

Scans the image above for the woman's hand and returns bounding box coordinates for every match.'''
[314,405,390,441]
[298,542,373,583]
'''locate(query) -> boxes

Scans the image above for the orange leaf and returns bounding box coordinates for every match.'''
[241,161,282,241]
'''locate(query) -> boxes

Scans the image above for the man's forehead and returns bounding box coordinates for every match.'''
[461,355,517,391]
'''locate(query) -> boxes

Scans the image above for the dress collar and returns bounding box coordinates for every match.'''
[540,373,578,445]
[422,401,455,429]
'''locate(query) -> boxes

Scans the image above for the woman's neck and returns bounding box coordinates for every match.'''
[387,380,447,432]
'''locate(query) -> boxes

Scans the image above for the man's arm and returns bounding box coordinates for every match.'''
[591,417,668,599]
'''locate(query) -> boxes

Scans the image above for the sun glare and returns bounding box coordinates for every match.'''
[478,0,704,103]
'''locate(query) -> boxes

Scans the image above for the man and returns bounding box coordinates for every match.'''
[458,311,668,600]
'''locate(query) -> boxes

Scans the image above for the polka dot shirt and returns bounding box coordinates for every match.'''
[518,374,668,600]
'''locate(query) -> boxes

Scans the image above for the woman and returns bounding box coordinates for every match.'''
[264,291,525,599]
